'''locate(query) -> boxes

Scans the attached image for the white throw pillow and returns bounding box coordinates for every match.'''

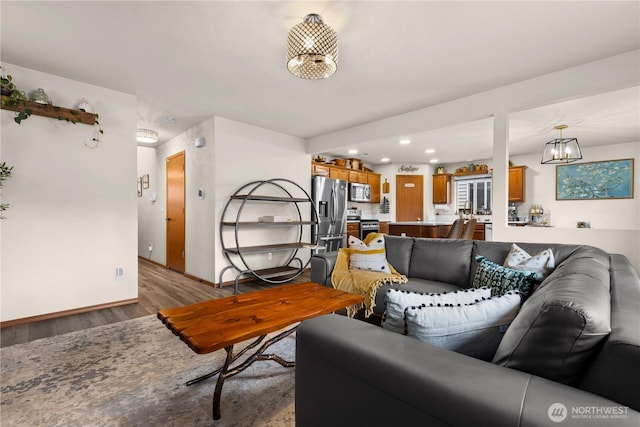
[404,292,522,361]
[503,243,555,280]
[382,287,492,334]
[348,234,390,273]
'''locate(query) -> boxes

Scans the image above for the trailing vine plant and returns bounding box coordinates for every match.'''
[0,66,31,124]
[0,161,14,218]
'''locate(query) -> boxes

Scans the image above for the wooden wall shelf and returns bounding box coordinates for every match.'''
[1,97,97,125]
[453,169,491,177]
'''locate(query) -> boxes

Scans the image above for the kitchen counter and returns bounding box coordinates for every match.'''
[388,221,454,226]
[389,215,493,226]
[388,217,491,240]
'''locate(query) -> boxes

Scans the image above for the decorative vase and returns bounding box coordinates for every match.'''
[78,97,93,113]
[30,88,50,104]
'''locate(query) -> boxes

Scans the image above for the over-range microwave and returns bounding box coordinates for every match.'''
[349,182,371,202]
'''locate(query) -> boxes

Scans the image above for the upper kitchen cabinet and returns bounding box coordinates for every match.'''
[432,173,452,204]
[311,161,381,203]
[348,170,367,184]
[509,166,527,202]
[330,168,349,181]
[368,173,380,203]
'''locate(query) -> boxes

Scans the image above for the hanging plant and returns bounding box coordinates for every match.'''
[0,161,14,218]
[1,67,32,124]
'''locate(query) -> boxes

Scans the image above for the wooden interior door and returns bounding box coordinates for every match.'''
[166,151,185,272]
[396,175,424,222]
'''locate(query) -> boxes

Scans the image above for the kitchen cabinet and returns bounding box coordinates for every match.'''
[432,173,452,204]
[509,166,527,202]
[368,173,381,203]
[388,224,439,238]
[348,170,367,184]
[312,164,330,175]
[472,223,485,240]
[347,222,360,240]
[330,168,349,181]
[390,222,485,240]
[379,221,389,235]
[311,162,381,203]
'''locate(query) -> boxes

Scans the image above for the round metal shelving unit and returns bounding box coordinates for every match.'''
[219,178,320,294]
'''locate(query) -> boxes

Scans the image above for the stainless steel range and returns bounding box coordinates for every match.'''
[359,219,380,240]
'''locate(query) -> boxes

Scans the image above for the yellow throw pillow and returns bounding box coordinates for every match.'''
[348,233,390,273]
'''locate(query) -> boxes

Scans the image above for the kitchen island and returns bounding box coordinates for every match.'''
[388,217,490,240]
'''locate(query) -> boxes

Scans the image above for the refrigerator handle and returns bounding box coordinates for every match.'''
[330,188,336,224]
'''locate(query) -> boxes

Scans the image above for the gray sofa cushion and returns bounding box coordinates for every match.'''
[409,238,473,287]
[580,254,640,411]
[384,235,414,276]
[492,245,612,386]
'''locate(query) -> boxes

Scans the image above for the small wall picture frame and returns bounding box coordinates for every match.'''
[137,177,143,197]
[142,174,149,189]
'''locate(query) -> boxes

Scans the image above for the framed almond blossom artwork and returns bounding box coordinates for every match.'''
[556,159,634,200]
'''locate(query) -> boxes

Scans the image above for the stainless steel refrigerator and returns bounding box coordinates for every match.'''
[312,176,348,252]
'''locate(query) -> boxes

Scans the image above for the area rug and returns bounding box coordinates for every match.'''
[0,315,296,426]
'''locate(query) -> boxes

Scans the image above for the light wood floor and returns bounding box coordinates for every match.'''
[1,258,311,348]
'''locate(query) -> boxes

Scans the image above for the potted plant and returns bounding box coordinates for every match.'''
[0,161,14,219]
[1,66,31,124]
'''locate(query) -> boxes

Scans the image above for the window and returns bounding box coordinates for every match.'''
[456,177,492,215]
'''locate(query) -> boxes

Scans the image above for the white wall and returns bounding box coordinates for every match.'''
[137,116,310,285]
[1,64,137,322]
[497,141,640,272]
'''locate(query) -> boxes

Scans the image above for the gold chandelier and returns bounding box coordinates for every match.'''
[541,125,583,164]
[287,14,338,79]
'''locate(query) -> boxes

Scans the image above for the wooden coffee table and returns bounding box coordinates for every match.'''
[157,281,363,420]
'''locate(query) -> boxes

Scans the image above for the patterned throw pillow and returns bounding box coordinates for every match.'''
[404,292,522,360]
[348,233,390,273]
[503,243,555,280]
[382,287,492,334]
[472,256,538,298]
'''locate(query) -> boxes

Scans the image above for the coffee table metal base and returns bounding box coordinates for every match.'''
[187,325,297,420]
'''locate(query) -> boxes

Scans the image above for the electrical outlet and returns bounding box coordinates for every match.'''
[267,252,273,261]
[115,266,125,281]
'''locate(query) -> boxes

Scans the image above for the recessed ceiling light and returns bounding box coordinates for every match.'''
[425,149,436,154]
[429,159,439,163]
[348,149,358,154]
[399,139,411,145]
[381,157,390,162]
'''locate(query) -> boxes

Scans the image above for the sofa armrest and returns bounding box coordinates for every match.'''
[310,251,338,286]
[296,315,639,427]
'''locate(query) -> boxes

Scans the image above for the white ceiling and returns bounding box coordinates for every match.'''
[2,1,639,164]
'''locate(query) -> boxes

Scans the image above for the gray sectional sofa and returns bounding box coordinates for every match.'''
[298,236,640,426]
